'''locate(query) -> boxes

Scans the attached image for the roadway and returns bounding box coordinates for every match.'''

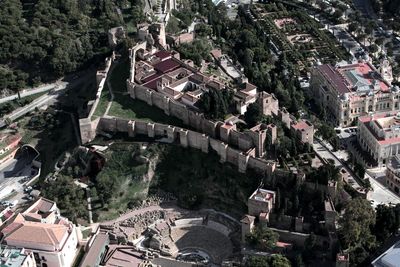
[0,72,93,128]
[0,82,61,105]
[313,137,400,206]
[312,138,363,191]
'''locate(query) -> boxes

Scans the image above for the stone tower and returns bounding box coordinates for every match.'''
[158,23,167,48]
[240,215,255,243]
[379,56,393,84]
[257,92,279,116]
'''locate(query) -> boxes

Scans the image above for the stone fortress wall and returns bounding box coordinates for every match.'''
[128,83,279,157]
[79,41,312,177]
[126,42,312,156]
[79,54,115,144]
[97,116,275,176]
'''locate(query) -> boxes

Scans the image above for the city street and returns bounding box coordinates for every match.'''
[313,138,400,206]
[367,168,400,207]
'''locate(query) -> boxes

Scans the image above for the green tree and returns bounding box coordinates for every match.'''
[339,198,376,249]
[244,103,262,128]
[245,255,291,267]
[246,226,279,251]
[374,204,400,242]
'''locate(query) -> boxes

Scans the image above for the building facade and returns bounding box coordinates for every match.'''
[1,198,81,267]
[386,156,400,196]
[310,62,398,127]
[357,112,400,166]
[290,120,314,145]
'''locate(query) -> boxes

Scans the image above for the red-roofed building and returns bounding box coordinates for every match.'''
[290,120,314,144]
[0,198,81,267]
[310,62,397,127]
[154,51,171,61]
[154,59,181,73]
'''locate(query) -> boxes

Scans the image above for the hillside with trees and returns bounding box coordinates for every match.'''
[0,0,124,94]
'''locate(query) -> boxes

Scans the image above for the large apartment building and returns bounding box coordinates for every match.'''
[0,198,81,267]
[357,112,400,166]
[310,60,397,127]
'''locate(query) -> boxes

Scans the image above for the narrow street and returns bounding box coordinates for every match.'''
[313,138,400,206]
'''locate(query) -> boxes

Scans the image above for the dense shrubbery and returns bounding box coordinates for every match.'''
[42,175,87,223]
[177,39,212,65]
[0,0,123,92]
[244,255,291,267]
[151,146,260,216]
[246,226,279,251]
[197,87,234,120]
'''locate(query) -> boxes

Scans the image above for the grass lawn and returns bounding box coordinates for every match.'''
[107,59,184,126]
[81,228,92,239]
[108,93,184,126]
[92,84,110,118]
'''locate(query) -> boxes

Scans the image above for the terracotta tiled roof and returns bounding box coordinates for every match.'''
[4,222,68,248]
[154,59,180,73]
[317,64,350,94]
[291,120,312,131]
[154,51,171,60]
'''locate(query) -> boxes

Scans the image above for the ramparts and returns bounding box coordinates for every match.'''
[97,116,275,176]
[79,54,114,144]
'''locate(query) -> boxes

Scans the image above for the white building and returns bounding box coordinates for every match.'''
[357,112,400,166]
[1,198,81,267]
[310,61,398,127]
[0,245,37,267]
[386,156,400,196]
